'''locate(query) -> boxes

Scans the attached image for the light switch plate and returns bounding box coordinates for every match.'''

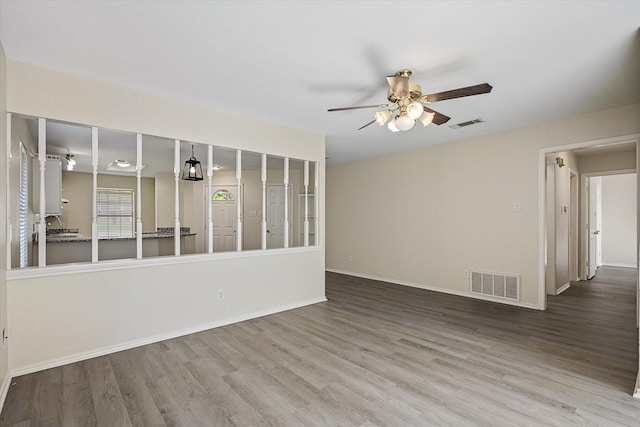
[512,202,524,212]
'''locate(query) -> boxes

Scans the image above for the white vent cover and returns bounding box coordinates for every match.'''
[470,271,520,301]
[449,118,485,129]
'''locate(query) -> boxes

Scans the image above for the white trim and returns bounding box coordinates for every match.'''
[634,374,640,399]
[539,133,640,311]
[8,296,327,378]
[0,373,11,415]
[556,282,571,295]
[600,262,637,268]
[6,246,321,281]
[326,269,543,311]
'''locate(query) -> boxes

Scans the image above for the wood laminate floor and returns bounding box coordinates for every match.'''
[2,267,640,426]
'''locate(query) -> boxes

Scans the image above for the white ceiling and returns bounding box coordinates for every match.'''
[1,1,638,166]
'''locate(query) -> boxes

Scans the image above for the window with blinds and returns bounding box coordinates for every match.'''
[96,187,135,239]
[19,142,29,268]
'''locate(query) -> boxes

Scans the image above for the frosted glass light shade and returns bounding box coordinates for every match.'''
[395,113,415,131]
[387,120,400,132]
[375,110,392,126]
[418,111,435,127]
[406,101,424,120]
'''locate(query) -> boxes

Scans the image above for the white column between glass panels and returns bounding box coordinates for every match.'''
[303,160,309,247]
[314,162,319,245]
[207,145,213,254]
[283,157,289,248]
[174,139,181,256]
[236,149,242,252]
[261,153,267,250]
[37,118,46,266]
[91,127,98,262]
[136,134,143,259]
[5,113,12,270]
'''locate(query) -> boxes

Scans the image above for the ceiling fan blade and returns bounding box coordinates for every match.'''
[328,104,390,112]
[424,83,493,103]
[423,107,451,125]
[357,119,377,131]
[386,75,409,98]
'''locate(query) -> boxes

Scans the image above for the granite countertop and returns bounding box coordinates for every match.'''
[35,228,196,244]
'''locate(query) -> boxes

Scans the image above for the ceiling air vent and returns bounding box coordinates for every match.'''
[449,118,485,129]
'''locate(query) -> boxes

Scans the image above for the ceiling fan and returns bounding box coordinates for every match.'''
[328,69,492,132]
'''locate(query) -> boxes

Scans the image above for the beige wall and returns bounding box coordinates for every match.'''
[545,150,578,294]
[579,149,637,175]
[4,60,325,374]
[601,173,637,267]
[327,103,640,308]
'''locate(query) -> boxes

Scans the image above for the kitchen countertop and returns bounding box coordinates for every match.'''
[35,232,197,244]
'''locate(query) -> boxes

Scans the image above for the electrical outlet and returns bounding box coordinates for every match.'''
[348,256,353,263]
[463,269,469,279]
[217,289,224,301]
[2,328,7,346]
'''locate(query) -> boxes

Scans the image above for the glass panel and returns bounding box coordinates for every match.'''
[9,115,39,268]
[179,141,206,255]
[210,146,239,253]
[97,129,137,261]
[266,155,287,249]
[142,135,173,257]
[240,150,262,251]
[289,158,305,247]
[309,161,317,246]
[41,120,92,265]
[213,189,233,200]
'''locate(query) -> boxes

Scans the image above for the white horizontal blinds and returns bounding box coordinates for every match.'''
[19,143,29,268]
[96,188,135,238]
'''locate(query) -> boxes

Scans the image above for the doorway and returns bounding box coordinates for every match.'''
[266,184,292,249]
[586,176,602,279]
[209,186,238,252]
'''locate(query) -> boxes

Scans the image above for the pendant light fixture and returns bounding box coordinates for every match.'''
[182,144,204,181]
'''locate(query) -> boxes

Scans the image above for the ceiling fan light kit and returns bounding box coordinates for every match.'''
[329,69,492,133]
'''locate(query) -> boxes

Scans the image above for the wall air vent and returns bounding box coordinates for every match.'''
[470,270,520,301]
[449,118,485,129]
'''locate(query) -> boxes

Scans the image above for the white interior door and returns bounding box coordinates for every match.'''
[210,186,237,252]
[587,177,602,279]
[267,184,292,249]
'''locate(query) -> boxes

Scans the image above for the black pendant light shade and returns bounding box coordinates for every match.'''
[182,144,204,181]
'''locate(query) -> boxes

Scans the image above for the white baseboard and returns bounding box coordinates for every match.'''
[556,282,571,295]
[601,263,637,269]
[10,296,327,378]
[326,268,543,310]
[0,373,11,415]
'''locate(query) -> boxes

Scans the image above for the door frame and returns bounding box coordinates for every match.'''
[266,183,293,248]
[203,184,241,252]
[569,169,579,282]
[582,171,635,279]
[538,133,639,310]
